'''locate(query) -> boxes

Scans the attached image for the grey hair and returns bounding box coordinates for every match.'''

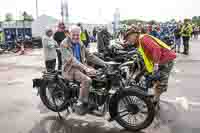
[45,27,53,35]
[70,25,81,34]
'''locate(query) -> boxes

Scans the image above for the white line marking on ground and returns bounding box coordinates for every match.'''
[175,79,181,83]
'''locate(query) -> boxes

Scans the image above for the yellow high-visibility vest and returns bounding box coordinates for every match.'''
[80,32,86,41]
[0,32,4,42]
[138,34,171,73]
[181,24,193,37]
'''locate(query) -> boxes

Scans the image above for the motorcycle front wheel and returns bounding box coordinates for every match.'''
[111,89,155,131]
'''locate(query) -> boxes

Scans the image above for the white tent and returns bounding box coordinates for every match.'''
[31,14,58,37]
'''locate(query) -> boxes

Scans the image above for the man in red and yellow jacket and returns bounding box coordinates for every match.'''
[124,27,176,100]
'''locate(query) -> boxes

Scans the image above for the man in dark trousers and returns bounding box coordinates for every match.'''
[97,28,105,53]
[97,27,111,53]
[93,28,97,41]
[181,19,193,55]
[84,29,90,47]
[53,22,66,70]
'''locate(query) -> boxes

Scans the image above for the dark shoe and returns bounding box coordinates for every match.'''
[19,50,25,55]
[153,96,160,106]
[153,98,160,116]
[88,103,98,111]
[181,52,187,55]
[74,102,89,115]
[183,52,189,55]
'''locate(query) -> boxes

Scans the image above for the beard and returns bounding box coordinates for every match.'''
[72,40,80,43]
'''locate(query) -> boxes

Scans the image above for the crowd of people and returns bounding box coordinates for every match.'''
[120,19,197,55]
[43,22,100,71]
[42,22,107,115]
[0,29,32,55]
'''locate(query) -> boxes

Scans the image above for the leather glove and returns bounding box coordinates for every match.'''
[135,75,142,83]
[151,71,161,82]
[85,68,96,77]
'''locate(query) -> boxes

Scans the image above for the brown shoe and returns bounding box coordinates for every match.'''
[19,51,25,55]
[74,102,89,115]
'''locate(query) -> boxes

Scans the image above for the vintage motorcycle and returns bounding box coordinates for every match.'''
[33,62,155,131]
[94,42,137,63]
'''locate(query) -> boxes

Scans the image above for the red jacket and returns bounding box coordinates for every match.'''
[140,35,176,64]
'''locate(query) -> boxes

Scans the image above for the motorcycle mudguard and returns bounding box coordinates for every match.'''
[126,85,154,97]
[108,86,153,121]
[32,78,45,88]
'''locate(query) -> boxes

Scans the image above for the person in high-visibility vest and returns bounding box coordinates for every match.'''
[123,26,176,102]
[77,23,89,47]
[0,29,4,44]
[181,19,193,55]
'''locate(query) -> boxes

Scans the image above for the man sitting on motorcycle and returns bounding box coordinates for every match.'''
[60,25,106,115]
[123,26,176,102]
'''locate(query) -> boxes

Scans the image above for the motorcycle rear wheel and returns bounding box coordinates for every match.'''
[40,81,70,112]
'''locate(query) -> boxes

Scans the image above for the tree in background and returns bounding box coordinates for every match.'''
[5,13,13,21]
[192,16,200,26]
[27,15,34,21]
[22,11,34,21]
[121,19,161,26]
[0,15,3,22]
[147,20,158,25]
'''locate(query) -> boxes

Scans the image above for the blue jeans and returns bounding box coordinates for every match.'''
[175,38,181,52]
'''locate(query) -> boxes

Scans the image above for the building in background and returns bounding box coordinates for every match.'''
[1,20,32,42]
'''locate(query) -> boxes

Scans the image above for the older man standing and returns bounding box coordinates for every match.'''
[60,25,105,115]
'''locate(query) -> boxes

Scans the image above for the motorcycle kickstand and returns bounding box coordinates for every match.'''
[52,96,63,120]
[57,112,62,120]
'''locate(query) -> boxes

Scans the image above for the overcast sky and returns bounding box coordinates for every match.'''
[0,0,199,23]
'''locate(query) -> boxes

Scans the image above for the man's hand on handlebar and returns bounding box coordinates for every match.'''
[85,68,96,77]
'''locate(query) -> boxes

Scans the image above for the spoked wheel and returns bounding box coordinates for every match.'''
[40,81,70,112]
[114,90,155,131]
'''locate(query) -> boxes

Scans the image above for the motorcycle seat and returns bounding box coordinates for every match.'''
[105,61,121,68]
[105,61,121,65]
[42,70,62,76]
[117,50,128,55]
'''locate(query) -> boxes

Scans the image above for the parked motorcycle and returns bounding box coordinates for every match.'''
[94,43,146,91]
[33,62,155,131]
[94,43,137,62]
[160,33,175,50]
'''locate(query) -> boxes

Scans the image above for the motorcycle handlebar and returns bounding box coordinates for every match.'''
[127,49,137,55]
